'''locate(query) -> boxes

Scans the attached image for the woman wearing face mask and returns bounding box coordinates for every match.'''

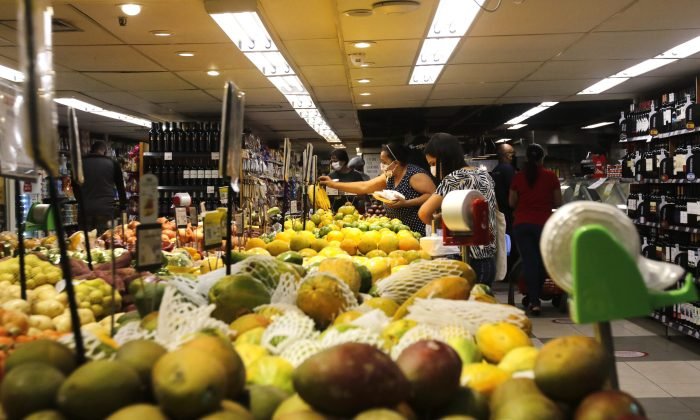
[319,142,435,235]
[418,133,499,286]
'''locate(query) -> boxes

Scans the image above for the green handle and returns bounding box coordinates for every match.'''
[649,273,699,309]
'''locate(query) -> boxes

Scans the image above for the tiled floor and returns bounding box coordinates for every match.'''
[493,282,700,420]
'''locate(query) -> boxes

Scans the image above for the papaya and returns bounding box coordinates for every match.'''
[296,273,353,329]
[317,258,361,295]
[277,251,303,265]
[209,274,271,323]
[393,276,472,320]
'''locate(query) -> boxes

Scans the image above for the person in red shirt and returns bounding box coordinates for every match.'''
[509,144,562,315]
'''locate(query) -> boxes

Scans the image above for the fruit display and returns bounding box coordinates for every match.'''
[366,200,387,217]
[0,254,63,290]
[307,185,330,210]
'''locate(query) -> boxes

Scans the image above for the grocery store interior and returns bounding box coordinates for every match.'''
[1,0,700,419]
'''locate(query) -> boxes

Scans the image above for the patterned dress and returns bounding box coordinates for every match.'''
[386,164,428,236]
[435,168,498,260]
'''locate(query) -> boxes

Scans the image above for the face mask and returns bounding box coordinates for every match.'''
[430,165,437,177]
[331,162,342,171]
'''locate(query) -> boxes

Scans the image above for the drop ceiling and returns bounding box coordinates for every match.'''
[0,0,698,150]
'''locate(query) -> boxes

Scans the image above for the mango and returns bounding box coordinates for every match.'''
[209,274,271,324]
[491,394,564,420]
[436,387,489,420]
[574,390,646,420]
[396,340,462,412]
[293,343,409,417]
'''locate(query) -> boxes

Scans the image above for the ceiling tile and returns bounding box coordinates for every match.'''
[426,98,497,107]
[55,72,119,92]
[55,46,164,72]
[557,29,700,60]
[132,89,216,103]
[561,93,635,102]
[345,40,421,68]
[284,39,344,66]
[132,44,254,72]
[596,0,700,31]
[527,59,639,81]
[430,82,514,99]
[605,76,672,95]
[365,99,427,109]
[164,101,227,115]
[337,0,438,40]
[72,1,231,45]
[453,34,581,64]
[352,85,432,103]
[441,62,542,83]
[312,85,352,102]
[85,72,195,91]
[205,87,287,106]
[300,65,347,87]
[247,111,301,121]
[505,80,598,97]
[80,91,153,106]
[469,0,633,36]
[261,0,338,40]
[349,67,411,87]
[495,96,568,105]
[177,69,271,90]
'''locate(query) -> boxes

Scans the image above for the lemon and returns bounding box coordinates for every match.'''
[498,346,539,374]
[475,322,532,363]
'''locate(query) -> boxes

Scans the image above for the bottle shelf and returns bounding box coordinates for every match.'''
[633,220,700,234]
[621,127,700,143]
[621,178,700,184]
[652,311,700,340]
[157,185,215,191]
[144,152,219,158]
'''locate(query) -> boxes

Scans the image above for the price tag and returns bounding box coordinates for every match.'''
[628,199,637,211]
[681,211,688,224]
[175,207,188,228]
[326,186,339,196]
[207,186,215,194]
[164,152,173,161]
[645,158,653,171]
[189,207,198,227]
[688,202,700,215]
[211,152,220,160]
[138,174,158,224]
[203,213,223,250]
[136,223,164,272]
[290,200,297,213]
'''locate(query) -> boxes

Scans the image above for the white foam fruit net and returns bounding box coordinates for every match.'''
[279,339,325,367]
[404,298,529,335]
[59,329,114,361]
[113,284,229,350]
[169,274,208,306]
[374,259,470,304]
[261,311,319,355]
[349,309,391,334]
[389,323,471,360]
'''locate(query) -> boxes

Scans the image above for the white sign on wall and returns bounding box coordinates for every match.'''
[364,153,381,179]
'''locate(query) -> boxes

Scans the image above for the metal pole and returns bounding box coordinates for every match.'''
[593,321,619,390]
[14,180,27,300]
[225,180,234,275]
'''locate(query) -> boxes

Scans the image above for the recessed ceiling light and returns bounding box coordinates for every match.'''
[119,3,142,16]
[581,121,615,129]
[359,92,372,96]
[177,51,195,57]
[357,78,371,84]
[507,124,528,130]
[207,70,220,76]
[343,8,373,17]
[360,62,375,68]
[372,1,421,15]
[361,103,372,107]
[150,30,172,37]
[354,41,374,49]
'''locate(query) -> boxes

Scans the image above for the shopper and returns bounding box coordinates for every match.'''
[77,141,127,234]
[509,144,562,315]
[491,144,519,276]
[418,133,498,285]
[327,149,365,212]
[348,156,370,181]
[320,143,436,235]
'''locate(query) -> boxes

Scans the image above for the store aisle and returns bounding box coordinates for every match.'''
[493,283,700,420]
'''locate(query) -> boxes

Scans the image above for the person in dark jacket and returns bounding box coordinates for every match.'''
[78,141,126,234]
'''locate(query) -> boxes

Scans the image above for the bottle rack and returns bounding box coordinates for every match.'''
[144,121,225,217]
[619,85,700,338]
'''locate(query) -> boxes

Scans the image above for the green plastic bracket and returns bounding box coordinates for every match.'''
[570,224,699,324]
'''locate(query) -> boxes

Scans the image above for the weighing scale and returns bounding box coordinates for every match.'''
[439,189,492,263]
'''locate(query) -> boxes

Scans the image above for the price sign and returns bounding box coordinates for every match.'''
[290,200,297,213]
[211,152,220,160]
[139,174,158,224]
[203,212,223,250]
[164,152,172,161]
[189,207,198,227]
[175,207,188,228]
[207,186,215,194]
[136,223,164,272]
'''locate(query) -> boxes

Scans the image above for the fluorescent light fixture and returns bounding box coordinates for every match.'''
[207,70,220,76]
[357,78,371,84]
[359,92,371,96]
[504,102,558,125]
[495,138,511,143]
[361,103,372,107]
[507,124,528,130]
[54,98,150,127]
[428,0,483,38]
[581,121,615,129]
[612,58,676,78]
[150,30,172,37]
[360,62,373,67]
[331,144,346,149]
[354,41,374,49]
[119,3,142,16]
[210,8,341,143]
[245,51,294,76]
[356,147,361,152]
[416,38,460,66]
[409,65,444,85]
[656,35,700,59]
[210,12,277,52]
[177,51,195,57]
[0,64,24,82]
[578,77,629,95]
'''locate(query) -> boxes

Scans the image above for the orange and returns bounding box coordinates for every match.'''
[398,236,420,251]
[245,238,266,250]
[340,239,359,256]
[326,231,344,243]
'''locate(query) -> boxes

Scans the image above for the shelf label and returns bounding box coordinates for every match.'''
[175,207,188,228]
[645,158,653,171]
[290,200,297,213]
[138,174,158,224]
[207,186,215,194]
[164,152,173,161]
[211,152,220,160]
[189,207,198,227]
[203,212,223,250]
[681,211,688,224]
[688,202,700,216]
[136,223,164,272]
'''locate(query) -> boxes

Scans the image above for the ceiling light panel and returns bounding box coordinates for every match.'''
[578,77,629,95]
[507,123,528,130]
[428,0,483,38]
[409,65,444,85]
[656,35,700,59]
[504,102,558,125]
[210,10,340,142]
[416,38,460,66]
[611,58,676,78]
[581,121,615,129]
[54,98,150,127]
[0,64,24,82]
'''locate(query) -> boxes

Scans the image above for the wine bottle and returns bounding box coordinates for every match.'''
[649,101,659,136]
[149,122,159,152]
